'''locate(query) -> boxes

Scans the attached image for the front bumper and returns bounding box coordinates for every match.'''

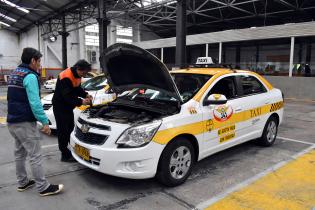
[70,132,165,179]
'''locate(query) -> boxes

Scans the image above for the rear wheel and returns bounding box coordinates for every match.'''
[257,116,278,146]
[156,137,195,187]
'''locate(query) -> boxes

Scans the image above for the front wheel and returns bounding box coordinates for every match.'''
[257,116,278,146]
[156,138,195,187]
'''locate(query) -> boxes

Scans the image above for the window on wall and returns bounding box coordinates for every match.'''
[116,25,133,44]
[85,24,99,46]
[116,25,133,37]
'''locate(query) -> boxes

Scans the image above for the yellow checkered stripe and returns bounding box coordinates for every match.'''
[270,101,284,112]
[152,100,283,145]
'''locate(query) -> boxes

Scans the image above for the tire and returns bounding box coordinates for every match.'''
[156,137,195,187]
[257,116,278,146]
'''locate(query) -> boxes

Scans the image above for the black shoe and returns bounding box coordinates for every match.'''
[17,179,35,192]
[61,155,76,162]
[39,184,64,196]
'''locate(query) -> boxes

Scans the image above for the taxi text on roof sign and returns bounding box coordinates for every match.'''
[196,57,214,65]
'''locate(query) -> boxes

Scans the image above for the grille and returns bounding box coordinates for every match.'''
[75,126,108,145]
[43,104,52,110]
[78,118,111,131]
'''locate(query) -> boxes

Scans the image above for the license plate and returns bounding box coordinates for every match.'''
[74,144,90,161]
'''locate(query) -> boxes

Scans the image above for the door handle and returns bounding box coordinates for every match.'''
[235,107,243,112]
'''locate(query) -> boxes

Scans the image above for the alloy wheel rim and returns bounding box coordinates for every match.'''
[169,146,192,180]
[267,121,277,142]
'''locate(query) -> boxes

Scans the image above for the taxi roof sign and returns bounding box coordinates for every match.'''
[196,57,214,65]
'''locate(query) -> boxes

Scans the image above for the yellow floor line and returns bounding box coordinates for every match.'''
[0,96,6,100]
[0,117,6,124]
[205,149,315,210]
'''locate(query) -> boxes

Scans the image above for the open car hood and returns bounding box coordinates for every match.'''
[101,43,182,102]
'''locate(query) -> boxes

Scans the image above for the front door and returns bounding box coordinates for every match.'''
[200,75,246,158]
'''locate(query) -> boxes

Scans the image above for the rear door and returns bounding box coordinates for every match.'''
[236,74,270,138]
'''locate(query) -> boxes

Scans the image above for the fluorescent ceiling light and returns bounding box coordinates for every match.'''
[0,12,16,22]
[0,20,10,27]
[0,0,30,13]
[135,0,176,8]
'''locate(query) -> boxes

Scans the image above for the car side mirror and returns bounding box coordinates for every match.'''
[203,94,227,106]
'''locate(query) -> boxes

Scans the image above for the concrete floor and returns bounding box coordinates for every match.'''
[0,87,314,210]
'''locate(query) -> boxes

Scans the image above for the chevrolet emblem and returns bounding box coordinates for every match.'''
[80,124,90,133]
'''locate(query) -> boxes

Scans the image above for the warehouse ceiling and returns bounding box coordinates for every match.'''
[0,0,315,38]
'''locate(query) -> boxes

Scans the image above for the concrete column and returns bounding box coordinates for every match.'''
[289,37,295,77]
[205,43,208,57]
[219,42,222,63]
[61,15,68,69]
[161,48,164,62]
[97,0,109,58]
[175,0,187,68]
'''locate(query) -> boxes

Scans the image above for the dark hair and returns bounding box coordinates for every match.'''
[21,47,42,64]
[73,59,92,71]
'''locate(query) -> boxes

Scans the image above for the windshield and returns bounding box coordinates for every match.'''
[118,73,211,103]
[81,75,107,91]
[118,88,177,103]
[172,73,212,103]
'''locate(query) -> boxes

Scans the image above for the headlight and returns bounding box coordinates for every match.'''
[116,120,162,148]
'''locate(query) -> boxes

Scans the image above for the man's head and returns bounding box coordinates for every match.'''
[21,47,42,71]
[73,59,92,77]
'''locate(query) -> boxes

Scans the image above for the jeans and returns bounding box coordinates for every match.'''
[8,122,50,192]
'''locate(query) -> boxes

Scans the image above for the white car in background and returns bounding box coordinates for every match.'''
[41,75,116,129]
[43,78,57,90]
[43,72,99,91]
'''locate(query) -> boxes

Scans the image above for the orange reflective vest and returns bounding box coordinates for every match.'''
[59,68,81,87]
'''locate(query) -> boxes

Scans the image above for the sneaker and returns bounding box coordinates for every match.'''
[39,184,64,196]
[17,179,35,192]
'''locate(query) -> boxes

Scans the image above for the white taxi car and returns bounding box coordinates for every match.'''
[70,43,284,186]
[43,72,99,91]
[41,75,116,129]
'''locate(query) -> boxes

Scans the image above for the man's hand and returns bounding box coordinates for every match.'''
[82,98,92,105]
[41,125,51,135]
[86,94,93,101]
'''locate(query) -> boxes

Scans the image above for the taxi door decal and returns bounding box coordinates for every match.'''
[213,105,233,122]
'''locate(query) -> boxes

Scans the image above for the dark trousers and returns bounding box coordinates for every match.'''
[53,106,74,157]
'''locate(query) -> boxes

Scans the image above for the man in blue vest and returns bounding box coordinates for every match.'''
[7,47,63,196]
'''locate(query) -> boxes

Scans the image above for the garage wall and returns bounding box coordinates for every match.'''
[265,76,315,100]
[0,29,20,69]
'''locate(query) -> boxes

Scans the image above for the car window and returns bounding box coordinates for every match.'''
[172,73,212,103]
[239,75,267,96]
[207,76,237,100]
[81,76,107,91]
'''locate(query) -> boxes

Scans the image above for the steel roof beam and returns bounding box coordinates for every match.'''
[275,0,298,9]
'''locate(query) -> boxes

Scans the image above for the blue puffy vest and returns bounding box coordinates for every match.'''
[7,64,41,123]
